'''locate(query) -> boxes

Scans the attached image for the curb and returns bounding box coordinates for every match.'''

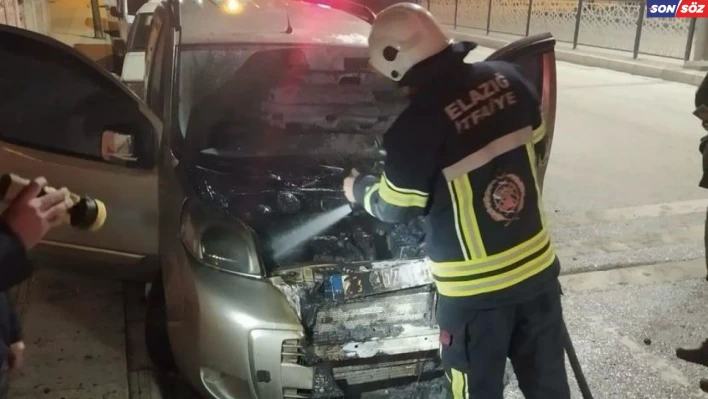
[447,29,706,86]
[559,257,706,295]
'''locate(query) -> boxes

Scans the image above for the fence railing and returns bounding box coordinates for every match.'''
[424,0,696,60]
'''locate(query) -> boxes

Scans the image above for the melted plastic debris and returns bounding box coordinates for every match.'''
[387,217,426,259]
[276,191,302,213]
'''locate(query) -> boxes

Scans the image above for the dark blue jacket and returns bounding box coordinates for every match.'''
[352,42,559,310]
[0,222,30,367]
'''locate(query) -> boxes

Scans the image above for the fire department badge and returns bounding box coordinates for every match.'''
[483,173,525,225]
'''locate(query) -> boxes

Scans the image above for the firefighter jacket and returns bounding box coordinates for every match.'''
[696,71,708,189]
[352,43,559,307]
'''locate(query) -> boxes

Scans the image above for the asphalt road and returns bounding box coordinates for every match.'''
[507,259,708,399]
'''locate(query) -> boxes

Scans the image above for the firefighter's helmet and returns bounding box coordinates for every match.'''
[368,3,451,82]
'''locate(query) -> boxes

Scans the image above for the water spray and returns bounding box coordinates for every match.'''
[271,203,353,259]
[270,167,364,260]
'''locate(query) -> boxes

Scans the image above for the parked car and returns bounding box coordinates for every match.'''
[0,1,557,397]
[121,0,160,99]
[110,0,150,42]
[106,0,150,72]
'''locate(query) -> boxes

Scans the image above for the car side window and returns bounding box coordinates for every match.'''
[0,34,154,162]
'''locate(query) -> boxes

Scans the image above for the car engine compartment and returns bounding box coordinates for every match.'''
[184,43,449,397]
[190,159,428,272]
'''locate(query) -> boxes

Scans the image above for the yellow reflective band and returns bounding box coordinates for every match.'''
[452,176,486,259]
[447,181,471,260]
[378,175,428,208]
[431,229,549,277]
[363,183,380,216]
[382,173,429,197]
[532,121,546,144]
[451,368,466,399]
[435,245,556,297]
[526,142,538,177]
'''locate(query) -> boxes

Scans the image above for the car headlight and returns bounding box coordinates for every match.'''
[180,199,262,277]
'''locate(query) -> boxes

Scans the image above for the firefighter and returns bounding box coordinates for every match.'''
[342,4,570,398]
[674,71,708,394]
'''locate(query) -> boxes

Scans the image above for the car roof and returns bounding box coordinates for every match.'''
[178,0,371,46]
[137,0,160,14]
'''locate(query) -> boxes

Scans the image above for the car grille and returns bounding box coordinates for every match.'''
[282,338,305,365]
[282,339,313,398]
[282,388,312,399]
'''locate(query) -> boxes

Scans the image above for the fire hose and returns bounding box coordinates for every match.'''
[0,173,107,232]
[563,318,594,399]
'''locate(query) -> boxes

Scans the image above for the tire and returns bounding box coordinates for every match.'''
[145,273,177,372]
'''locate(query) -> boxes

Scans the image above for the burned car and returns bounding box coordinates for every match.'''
[0,0,556,397]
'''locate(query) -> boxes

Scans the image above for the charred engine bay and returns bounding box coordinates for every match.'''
[191,160,444,396]
[190,158,427,270]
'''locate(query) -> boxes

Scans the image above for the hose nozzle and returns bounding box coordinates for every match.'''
[0,173,107,232]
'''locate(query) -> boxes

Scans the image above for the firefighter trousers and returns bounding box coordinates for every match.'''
[440,283,571,399]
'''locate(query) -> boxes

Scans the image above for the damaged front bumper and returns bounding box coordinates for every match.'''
[270,258,448,398]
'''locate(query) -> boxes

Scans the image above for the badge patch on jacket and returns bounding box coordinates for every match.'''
[483,173,525,225]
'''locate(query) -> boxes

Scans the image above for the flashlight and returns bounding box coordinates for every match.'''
[0,173,107,232]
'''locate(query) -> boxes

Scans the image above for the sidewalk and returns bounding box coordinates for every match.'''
[445,24,707,87]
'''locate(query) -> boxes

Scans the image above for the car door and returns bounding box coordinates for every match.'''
[0,24,162,273]
[485,32,557,191]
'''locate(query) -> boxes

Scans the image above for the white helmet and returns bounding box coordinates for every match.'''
[368,3,452,82]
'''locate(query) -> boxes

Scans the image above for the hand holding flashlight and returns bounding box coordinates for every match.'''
[0,174,107,240]
[0,177,74,249]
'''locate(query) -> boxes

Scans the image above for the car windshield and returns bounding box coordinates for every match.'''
[126,12,153,52]
[177,44,408,160]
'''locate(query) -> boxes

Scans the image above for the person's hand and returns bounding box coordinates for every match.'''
[8,341,25,370]
[343,169,360,203]
[1,177,74,250]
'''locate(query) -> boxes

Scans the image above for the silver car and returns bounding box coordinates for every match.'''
[0,2,557,397]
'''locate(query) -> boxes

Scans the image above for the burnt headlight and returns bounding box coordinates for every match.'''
[180,199,262,277]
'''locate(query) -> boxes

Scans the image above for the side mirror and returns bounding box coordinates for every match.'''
[109,6,121,18]
[102,130,138,163]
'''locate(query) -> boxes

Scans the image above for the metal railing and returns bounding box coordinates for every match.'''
[425,0,697,60]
